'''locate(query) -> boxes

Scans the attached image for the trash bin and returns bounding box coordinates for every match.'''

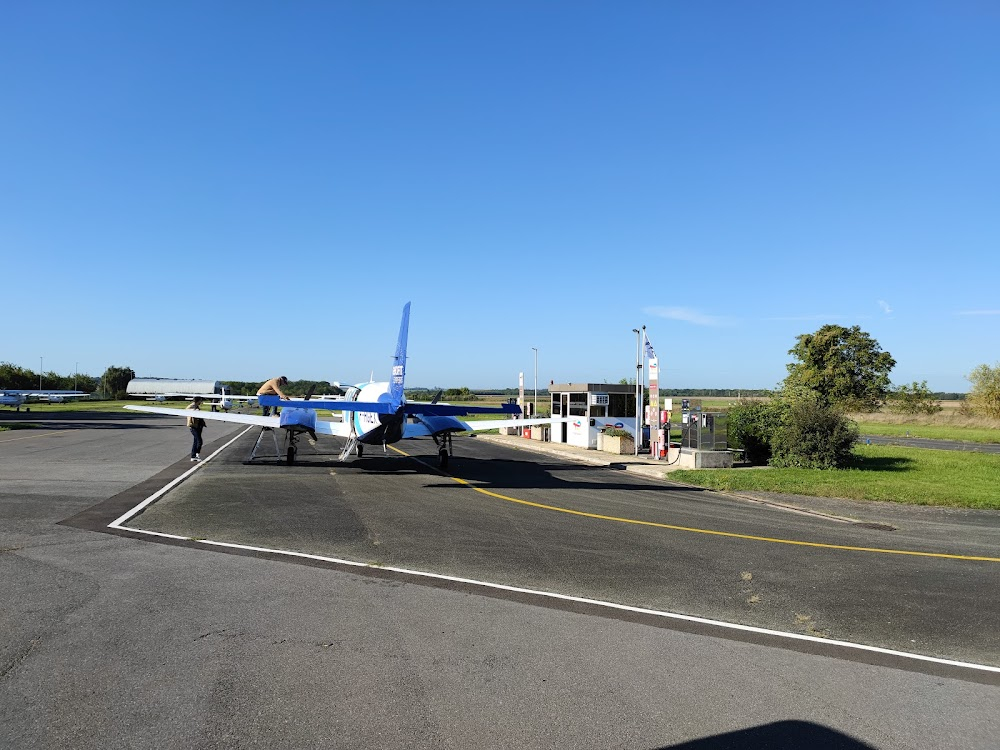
[523,428,531,439]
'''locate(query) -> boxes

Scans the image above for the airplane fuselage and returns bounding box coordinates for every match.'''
[1,393,27,409]
[344,382,474,446]
[349,382,405,445]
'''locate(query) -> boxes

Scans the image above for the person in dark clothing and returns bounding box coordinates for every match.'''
[186,397,207,461]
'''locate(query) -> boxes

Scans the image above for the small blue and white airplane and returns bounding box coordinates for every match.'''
[126,302,562,467]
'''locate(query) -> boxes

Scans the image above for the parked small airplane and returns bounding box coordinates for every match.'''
[126,302,563,467]
[147,387,258,411]
[1,392,26,410]
[1,390,89,410]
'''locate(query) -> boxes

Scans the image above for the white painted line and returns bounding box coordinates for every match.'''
[113,512,1000,675]
[108,426,254,528]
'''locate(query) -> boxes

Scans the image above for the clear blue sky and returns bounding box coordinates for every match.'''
[4,1,997,392]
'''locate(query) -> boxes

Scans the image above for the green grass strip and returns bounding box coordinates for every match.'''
[0,423,43,431]
[672,444,1000,510]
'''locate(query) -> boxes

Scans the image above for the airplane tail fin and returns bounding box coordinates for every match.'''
[389,302,411,406]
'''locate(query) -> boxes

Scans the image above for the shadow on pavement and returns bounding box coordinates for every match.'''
[659,720,875,749]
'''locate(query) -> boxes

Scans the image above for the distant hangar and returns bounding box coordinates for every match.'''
[126,378,222,397]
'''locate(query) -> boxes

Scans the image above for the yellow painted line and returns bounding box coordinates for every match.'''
[0,429,75,443]
[389,445,1000,563]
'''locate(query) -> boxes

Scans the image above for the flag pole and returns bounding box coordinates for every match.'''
[633,328,641,456]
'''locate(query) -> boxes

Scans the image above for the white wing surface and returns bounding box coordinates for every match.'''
[124,405,352,437]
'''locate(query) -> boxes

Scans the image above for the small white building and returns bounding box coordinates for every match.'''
[549,383,639,449]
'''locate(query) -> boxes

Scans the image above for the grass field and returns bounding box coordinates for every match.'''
[850,403,1000,444]
[853,421,1000,444]
[671,443,1000,510]
[671,400,999,509]
[2,399,151,414]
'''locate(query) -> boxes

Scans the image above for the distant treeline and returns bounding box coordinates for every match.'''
[220,380,342,397]
[1,362,970,403]
[0,362,99,392]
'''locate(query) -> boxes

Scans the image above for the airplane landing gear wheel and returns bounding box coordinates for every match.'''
[286,446,295,465]
[434,432,452,470]
[357,445,364,458]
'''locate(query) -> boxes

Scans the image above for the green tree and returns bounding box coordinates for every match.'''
[101,366,136,399]
[784,324,895,412]
[0,362,34,389]
[966,363,1000,419]
[888,380,942,415]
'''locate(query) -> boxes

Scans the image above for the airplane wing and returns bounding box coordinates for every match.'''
[406,403,519,417]
[403,415,570,438]
[11,390,89,401]
[126,404,279,427]
[124,405,351,437]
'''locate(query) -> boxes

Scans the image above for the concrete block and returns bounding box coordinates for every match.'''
[678,448,734,469]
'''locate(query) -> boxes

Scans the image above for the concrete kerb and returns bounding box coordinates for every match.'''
[473,433,682,480]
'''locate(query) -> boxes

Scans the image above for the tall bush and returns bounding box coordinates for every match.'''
[770,400,859,469]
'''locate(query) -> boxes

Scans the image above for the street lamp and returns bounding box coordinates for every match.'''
[632,330,640,456]
[75,362,79,391]
[531,347,538,418]
[641,324,646,455]
[39,356,43,391]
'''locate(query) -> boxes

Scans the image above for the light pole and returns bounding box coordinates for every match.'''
[39,356,43,391]
[531,347,538,418]
[632,329,640,456]
[641,324,646,454]
[75,362,79,391]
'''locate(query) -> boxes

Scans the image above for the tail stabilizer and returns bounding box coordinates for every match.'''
[389,302,410,406]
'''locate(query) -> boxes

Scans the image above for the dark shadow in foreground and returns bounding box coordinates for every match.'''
[658,720,876,749]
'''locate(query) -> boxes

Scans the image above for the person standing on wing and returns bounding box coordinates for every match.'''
[257,376,290,417]
[186,397,207,461]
